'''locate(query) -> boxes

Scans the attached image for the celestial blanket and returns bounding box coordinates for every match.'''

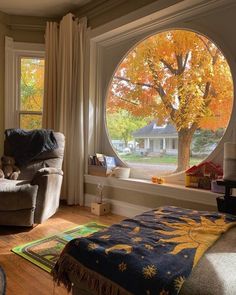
[52,206,236,295]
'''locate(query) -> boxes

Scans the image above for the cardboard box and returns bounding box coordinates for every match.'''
[88,165,110,177]
[91,202,110,216]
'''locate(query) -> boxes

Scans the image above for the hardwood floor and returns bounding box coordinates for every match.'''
[0,205,124,295]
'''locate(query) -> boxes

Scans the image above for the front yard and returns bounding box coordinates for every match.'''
[119,153,204,166]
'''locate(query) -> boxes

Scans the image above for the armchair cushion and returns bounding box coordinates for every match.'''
[18,161,47,181]
[0,179,38,211]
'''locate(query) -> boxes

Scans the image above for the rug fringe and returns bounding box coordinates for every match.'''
[51,253,131,295]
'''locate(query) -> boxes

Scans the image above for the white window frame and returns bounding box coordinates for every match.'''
[5,37,45,129]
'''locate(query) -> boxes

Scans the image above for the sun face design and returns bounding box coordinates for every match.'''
[157,216,236,266]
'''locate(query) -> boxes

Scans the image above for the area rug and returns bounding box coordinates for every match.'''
[11,222,106,273]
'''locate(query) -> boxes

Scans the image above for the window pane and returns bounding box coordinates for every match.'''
[20,114,42,130]
[20,58,44,112]
[106,30,233,179]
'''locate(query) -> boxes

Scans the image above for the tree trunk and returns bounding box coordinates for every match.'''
[176,128,195,172]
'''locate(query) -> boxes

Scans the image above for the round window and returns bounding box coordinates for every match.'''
[106,29,233,179]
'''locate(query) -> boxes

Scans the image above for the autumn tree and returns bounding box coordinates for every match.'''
[107,30,233,171]
[20,58,44,129]
[106,110,147,147]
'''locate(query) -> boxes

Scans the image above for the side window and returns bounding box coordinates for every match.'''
[19,57,45,129]
[4,37,45,130]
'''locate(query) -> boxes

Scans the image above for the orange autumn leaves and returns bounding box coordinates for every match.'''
[107,30,233,132]
[20,58,44,129]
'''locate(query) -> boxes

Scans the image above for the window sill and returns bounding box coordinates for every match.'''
[84,174,220,207]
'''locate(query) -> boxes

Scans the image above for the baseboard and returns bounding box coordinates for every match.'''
[85,194,151,217]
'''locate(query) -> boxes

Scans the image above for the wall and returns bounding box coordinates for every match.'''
[75,0,182,28]
[0,12,10,155]
[85,183,216,212]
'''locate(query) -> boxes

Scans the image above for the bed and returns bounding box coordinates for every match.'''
[52,206,236,295]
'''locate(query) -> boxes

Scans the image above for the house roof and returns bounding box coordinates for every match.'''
[133,121,178,138]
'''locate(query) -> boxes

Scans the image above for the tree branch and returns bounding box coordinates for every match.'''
[146,56,177,121]
[197,35,220,66]
[112,95,139,106]
[160,58,177,75]
[212,49,220,65]
[183,52,190,69]
[114,76,155,89]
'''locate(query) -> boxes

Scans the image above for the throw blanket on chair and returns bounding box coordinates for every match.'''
[52,206,236,295]
[5,129,58,166]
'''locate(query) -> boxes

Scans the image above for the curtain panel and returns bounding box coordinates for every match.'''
[43,13,87,205]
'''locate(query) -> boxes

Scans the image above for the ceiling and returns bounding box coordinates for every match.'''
[0,0,92,17]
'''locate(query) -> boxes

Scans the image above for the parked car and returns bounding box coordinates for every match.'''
[122,147,131,154]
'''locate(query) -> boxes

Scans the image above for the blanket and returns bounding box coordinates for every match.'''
[52,206,236,295]
[5,129,58,166]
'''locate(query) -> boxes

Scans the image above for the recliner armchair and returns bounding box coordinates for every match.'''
[0,132,65,226]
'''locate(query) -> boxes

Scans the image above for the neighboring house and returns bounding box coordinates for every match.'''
[132,122,178,155]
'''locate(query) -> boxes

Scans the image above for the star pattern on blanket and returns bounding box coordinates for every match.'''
[87,243,99,251]
[174,276,185,292]
[118,262,127,272]
[132,237,142,243]
[143,265,157,279]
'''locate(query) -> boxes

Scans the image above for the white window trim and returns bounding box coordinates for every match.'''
[85,0,236,191]
[5,36,45,129]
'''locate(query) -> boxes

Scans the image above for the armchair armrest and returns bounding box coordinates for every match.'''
[31,167,63,183]
[31,167,64,223]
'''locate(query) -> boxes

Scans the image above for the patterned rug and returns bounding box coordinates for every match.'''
[11,222,106,273]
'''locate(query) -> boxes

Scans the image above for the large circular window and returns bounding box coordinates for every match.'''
[106,30,233,178]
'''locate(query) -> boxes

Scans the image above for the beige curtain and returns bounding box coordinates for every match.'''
[43,13,87,205]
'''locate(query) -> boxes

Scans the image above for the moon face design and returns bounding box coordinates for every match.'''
[105,244,133,254]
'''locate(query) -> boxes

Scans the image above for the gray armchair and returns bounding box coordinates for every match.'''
[0,132,65,226]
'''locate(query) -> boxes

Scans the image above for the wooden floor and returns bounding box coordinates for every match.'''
[0,205,124,295]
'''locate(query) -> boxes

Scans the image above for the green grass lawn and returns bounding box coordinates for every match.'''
[119,153,204,166]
